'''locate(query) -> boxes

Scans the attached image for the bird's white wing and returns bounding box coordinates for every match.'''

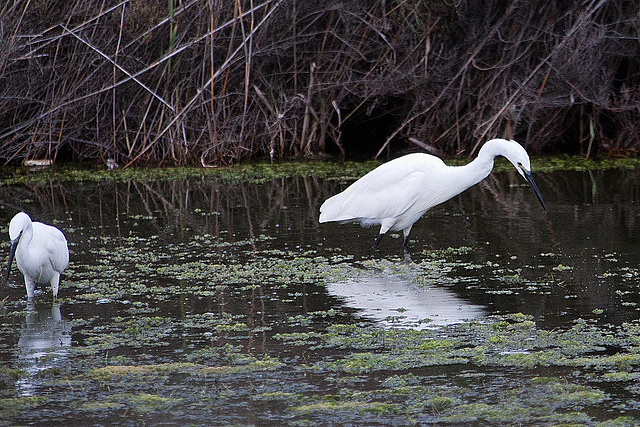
[320,153,447,223]
[32,222,69,273]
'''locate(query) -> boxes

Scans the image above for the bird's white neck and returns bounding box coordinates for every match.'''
[16,223,34,256]
[454,143,500,190]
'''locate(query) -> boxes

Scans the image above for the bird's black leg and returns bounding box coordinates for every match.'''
[401,226,413,253]
[372,233,385,249]
[402,234,409,250]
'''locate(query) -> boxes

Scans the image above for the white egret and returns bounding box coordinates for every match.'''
[5,212,69,299]
[319,138,546,249]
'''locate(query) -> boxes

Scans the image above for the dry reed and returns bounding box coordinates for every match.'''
[0,0,638,166]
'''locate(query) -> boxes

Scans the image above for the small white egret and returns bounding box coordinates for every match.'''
[5,212,69,299]
[319,138,546,249]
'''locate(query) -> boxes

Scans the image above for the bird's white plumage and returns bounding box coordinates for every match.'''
[319,139,545,249]
[7,212,69,299]
[320,153,449,229]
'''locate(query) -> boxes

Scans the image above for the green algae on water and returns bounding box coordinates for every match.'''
[2,155,640,187]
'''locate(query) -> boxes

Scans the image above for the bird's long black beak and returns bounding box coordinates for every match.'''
[5,237,19,286]
[524,171,547,212]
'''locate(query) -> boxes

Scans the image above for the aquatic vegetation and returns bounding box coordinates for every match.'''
[79,393,182,414]
[0,155,639,188]
[87,357,283,381]
[0,396,47,418]
[0,160,381,187]
[3,253,640,424]
[4,230,638,423]
[0,368,24,385]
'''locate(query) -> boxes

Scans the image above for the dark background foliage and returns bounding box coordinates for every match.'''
[0,0,638,166]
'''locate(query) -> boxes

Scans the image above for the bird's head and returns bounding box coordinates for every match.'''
[487,139,547,212]
[490,139,530,177]
[5,212,31,284]
[9,212,31,242]
[5,212,31,287]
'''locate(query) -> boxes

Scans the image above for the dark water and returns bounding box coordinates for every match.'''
[0,167,640,424]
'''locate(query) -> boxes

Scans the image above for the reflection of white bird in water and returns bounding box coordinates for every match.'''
[17,302,72,396]
[319,139,546,250]
[5,212,69,299]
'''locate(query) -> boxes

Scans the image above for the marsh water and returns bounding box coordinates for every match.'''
[1,164,640,425]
